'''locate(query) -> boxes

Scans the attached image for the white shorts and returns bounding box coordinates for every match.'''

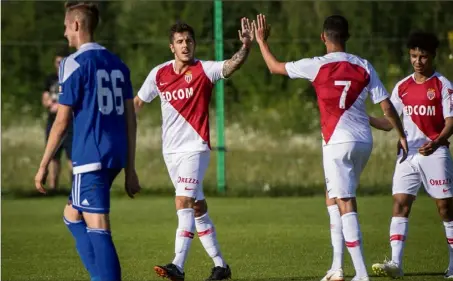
[323,142,372,199]
[163,151,210,201]
[392,146,453,199]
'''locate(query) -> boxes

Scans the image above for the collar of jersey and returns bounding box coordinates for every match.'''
[411,72,438,84]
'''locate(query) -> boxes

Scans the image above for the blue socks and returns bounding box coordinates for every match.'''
[87,227,122,281]
[64,218,121,281]
[64,217,99,280]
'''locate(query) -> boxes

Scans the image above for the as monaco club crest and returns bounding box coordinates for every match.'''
[427,88,435,100]
[184,71,192,84]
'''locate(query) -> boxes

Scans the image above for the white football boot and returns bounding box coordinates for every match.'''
[445,268,453,279]
[371,259,403,278]
[320,268,344,281]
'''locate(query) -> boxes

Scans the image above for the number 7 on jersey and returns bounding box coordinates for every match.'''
[335,80,351,109]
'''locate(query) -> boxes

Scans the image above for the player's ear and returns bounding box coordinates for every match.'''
[169,43,175,54]
[74,20,79,32]
[320,32,326,43]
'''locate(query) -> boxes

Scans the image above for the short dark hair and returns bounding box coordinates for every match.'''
[65,1,100,33]
[406,31,439,55]
[169,21,195,43]
[323,15,350,44]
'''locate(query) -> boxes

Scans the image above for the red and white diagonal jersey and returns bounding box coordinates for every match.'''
[390,72,453,149]
[285,52,389,145]
[138,59,225,154]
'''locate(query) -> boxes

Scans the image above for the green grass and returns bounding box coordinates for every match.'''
[1,196,448,281]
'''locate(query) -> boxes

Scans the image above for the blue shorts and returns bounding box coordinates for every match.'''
[69,169,121,214]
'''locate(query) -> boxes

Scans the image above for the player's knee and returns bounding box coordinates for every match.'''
[193,200,208,217]
[63,203,82,222]
[175,196,195,210]
[437,198,453,221]
[392,194,414,217]
[392,202,411,217]
[83,212,110,230]
[335,197,357,215]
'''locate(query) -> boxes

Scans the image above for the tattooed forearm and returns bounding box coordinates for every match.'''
[222,45,250,78]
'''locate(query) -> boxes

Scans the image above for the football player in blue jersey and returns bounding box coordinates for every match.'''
[34,2,140,281]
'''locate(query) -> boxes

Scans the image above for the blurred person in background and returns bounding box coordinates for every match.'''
[42,47,73,191]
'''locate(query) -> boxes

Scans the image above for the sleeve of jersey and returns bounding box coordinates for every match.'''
[390,85,404,116]
[284,58,318,81]
[58,57,82,107]
[367,65,390,104]
[137,67,159,103]
[441,79,453,118]
[201,60,226,83]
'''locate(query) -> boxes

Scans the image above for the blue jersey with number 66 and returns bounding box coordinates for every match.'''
[58,43,132,175]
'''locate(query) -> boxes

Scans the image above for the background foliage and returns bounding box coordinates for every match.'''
[2,1,453,196]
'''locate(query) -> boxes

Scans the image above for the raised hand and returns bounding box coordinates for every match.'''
[253,14,271,44]
[238,17,254,47]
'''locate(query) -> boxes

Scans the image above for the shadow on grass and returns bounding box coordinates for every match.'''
[243,271,445,280]
[1,183,396,199]
[403,272,444,277]
[235,277,320,281]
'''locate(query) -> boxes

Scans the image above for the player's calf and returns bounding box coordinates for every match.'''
[438,198,453,273]
[193,200,230,280]
[336,198,368,279]
[86,227,121,281]
[173,208,195,272]
[196,212,226,267]
[70,169,122,281]
[63,204,99,281]
[326,204,344,272]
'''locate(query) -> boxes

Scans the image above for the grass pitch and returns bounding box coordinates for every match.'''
[1,196,447,281]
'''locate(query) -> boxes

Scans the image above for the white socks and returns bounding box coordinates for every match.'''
[173,208,195,272]
[390,217,408,266]
[328,205,344,271]
[342,212,368,278]
[444,221,453,270]
[195,213,226,268]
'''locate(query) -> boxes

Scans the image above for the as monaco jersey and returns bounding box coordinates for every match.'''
[285,52,389,145]
[138,59,224,154]
[391,73,453,148]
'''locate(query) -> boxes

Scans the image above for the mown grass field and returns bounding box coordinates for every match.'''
[1,196,448,281]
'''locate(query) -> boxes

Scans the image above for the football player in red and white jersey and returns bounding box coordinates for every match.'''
[370,32,453,279]
[253,14,408,281]
[134,20,254,281]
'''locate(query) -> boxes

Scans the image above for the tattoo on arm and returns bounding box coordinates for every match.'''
[222,45,250,78]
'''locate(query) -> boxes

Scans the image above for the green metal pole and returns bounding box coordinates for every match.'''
[214,0,226,193]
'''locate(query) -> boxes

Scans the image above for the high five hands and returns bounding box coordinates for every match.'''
[252,14,271,44]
